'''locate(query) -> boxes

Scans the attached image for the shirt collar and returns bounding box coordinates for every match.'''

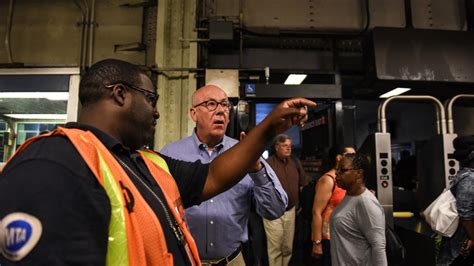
[191,128,225,152]
[65,122,132,154]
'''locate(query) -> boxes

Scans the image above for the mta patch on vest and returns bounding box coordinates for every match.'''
[1,212,42,261]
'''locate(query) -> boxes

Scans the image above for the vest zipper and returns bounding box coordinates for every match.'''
[114,156,186,246]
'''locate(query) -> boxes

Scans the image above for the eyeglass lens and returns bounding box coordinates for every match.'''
[201,100,232,111]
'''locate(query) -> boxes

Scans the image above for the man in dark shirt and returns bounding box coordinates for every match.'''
[0,59,315,265]
[264,134,309,266]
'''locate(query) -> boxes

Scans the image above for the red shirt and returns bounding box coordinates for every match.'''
[319,169,346,239]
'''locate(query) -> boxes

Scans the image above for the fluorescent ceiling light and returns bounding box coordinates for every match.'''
[284,74,307,85]
[379,88,411,98]
[0,92,69,101]
[3,114,67,120]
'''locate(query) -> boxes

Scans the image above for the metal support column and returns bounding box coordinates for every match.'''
[155,0,198,150]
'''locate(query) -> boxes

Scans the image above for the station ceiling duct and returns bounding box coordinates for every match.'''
[366,27,474,99]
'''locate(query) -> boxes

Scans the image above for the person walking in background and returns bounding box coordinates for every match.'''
[393,150,417,190]
[438,135,474,266]
[330,153,387,266]
[311,146,355,265]
[160,84,288,266]
[264,134,309,266]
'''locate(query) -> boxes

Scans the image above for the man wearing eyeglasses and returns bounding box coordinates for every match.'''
[264,134,309,266]
[160,84,288,266]
[0,59,314,265]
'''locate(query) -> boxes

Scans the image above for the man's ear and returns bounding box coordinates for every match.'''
[111,84,127,106]
[190,107,198,122]
[355,169,364,180]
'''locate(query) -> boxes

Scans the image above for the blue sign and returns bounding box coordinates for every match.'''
[245,83,256,95]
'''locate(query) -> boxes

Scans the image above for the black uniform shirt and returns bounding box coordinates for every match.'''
[0,122,208,265]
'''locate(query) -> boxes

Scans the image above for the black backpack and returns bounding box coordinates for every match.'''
[300,179,317,221]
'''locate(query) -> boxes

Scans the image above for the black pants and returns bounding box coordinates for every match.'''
[321,239,332,266]
[247,210,268,266]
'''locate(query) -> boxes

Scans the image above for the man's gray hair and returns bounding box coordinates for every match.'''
[273,134,291,146]
[269,134,291,156]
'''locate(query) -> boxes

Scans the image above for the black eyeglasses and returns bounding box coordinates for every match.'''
[106,83,159,106]
[193,99,232,111]
[336,168,358,174]
[342,152,356,156]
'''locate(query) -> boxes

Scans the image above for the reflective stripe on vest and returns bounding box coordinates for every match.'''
[98,152,129,266]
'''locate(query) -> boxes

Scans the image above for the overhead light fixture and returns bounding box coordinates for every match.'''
[379,87,411,98]
[0,92,69,101]
[3,114,67,120]
[284,74,307,85]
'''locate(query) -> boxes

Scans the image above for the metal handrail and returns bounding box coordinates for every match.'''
[377,95,446,134]
[445,94,474,134]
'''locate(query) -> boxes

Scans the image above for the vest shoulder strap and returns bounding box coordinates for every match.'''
[139,150,171,175]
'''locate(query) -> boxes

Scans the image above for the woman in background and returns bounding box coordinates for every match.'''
[311,146,355,265]
[330,153,387,266]
[438,135,474,265]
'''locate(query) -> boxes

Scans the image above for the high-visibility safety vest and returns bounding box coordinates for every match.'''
[9,127,201,266]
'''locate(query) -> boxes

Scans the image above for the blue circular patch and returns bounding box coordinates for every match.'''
[1,212,42,261]
[5,220,33,253]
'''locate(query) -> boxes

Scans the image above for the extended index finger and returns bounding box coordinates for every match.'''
[284,98,317,108]
[239,131,246,141]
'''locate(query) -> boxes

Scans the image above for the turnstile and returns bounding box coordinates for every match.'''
[417,94,474,212]
[446,94,474,135]
[359,95,457,222]
[358,96,450,265]
[417,133,458,210]
[358,132,393,225]
[358,94,473,265]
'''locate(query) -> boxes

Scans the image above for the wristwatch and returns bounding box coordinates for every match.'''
[312,240,322,245]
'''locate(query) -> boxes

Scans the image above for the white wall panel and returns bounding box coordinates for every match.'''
[93,1,145,64]
[242,0,366,30]
[0,1,81,65]
[411,0,466,30]
[210,0,407,31]
[0,0,145,66]
[208,0,240,17]
[370,0,406,28]
[206,0,467,31]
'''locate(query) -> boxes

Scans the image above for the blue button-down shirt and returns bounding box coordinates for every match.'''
[160,131,288,259]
